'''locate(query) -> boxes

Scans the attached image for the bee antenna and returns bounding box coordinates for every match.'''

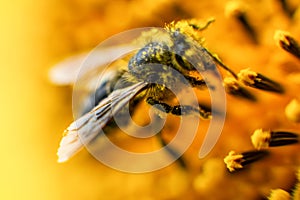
[189,17,215,31]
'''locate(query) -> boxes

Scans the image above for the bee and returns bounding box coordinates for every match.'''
[56,18,282,165]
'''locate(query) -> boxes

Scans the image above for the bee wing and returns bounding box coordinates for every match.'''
[72,64,124,117]
[57,81,148,163]
[48,45,134,86]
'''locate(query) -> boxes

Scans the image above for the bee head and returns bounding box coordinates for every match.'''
[165,18,214,44]
[165,19,214,72]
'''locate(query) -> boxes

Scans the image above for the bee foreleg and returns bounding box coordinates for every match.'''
[184,76,216,90]
[146,97,212,119]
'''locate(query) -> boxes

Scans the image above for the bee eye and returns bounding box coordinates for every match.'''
[175,54,194,70]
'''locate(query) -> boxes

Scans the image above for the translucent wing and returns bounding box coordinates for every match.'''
[73,64,126,117]
[57,81,148,163]
[48,45,134,86]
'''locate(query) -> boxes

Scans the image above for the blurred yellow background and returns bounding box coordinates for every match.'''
[0,1,66,199]
[1,0,300,199]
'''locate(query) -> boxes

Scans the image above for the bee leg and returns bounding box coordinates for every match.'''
[146,97,212,119]
[184,76,215,90]
[156,131,187,168]
[171,104,212,119]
